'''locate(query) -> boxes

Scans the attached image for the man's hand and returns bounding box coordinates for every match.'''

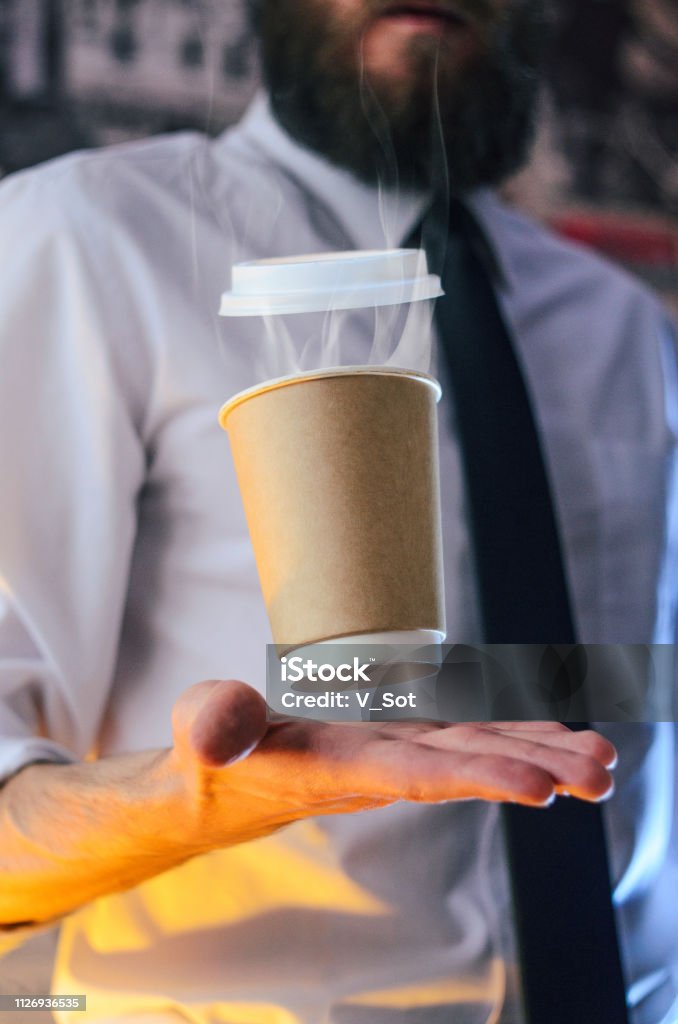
[168,679,617,855]
[0,677,616,928]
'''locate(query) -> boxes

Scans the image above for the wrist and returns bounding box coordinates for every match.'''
[143,748,217,860]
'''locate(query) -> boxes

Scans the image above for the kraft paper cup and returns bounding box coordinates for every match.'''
[220,366,446,655]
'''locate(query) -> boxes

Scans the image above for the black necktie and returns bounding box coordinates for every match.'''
[425,200,629,1024]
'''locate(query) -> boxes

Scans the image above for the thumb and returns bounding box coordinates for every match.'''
[172,679,269,769]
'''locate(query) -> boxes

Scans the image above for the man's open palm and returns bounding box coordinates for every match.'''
[169,680,617,854]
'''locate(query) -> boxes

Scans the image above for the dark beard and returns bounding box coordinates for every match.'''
[248,0,551,193]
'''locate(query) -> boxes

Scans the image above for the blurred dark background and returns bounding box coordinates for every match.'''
[0,0,677,305]
[0,0,258,170]
[550,0,678,213]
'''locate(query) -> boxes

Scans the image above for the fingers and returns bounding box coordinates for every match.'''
[415,725,614,802]
[361,721,616,773]
[172,679,269,768]
[360,737,558,807]
[484,726,618,769]
[259,719,616,808]
[476,721,569,733]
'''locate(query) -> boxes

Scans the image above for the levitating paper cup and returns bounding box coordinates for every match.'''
[219,250,446,656]
[219,366,445,654]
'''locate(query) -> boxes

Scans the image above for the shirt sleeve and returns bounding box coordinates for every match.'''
[0,165,147,787]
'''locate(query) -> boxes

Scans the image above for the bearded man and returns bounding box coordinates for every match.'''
[0,2,676,1023]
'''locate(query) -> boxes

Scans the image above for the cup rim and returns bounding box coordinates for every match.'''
[219,365,442,428]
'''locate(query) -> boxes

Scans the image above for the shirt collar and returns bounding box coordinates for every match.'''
[233,92,428,252]
[224,91,509,285]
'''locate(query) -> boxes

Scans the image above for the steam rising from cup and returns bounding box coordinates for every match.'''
[219,249,443,378]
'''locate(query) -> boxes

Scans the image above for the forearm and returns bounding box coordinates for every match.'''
[0,751,197,927]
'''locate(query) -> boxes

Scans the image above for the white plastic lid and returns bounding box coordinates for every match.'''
[219,249,443,316]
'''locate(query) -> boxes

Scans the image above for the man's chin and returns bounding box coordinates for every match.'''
[361,40,480,119]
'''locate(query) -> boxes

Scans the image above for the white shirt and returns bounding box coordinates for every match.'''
[1,93,678,1024]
